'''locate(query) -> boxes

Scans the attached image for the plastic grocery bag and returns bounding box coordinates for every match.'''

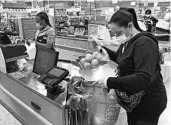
[17,58,27,70]
[67,77,120,125]
[86,88,120,125]
[25,42,36,60]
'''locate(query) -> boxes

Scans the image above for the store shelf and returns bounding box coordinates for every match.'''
[56,35,88,41]
[72,25,88,28]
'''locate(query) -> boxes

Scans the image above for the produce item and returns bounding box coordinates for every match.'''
[79,52,107,70]
[80,58,86,64]
[92,52,98,59]
[85,53,94,62]
[84,62,91,69]
[96,53,103,62]
[91,59,99,68]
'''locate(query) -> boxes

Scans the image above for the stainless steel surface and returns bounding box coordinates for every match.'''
[0,85,53,125]
[0,69,67,125]
[7,59,117,105]
[8,71,67,109]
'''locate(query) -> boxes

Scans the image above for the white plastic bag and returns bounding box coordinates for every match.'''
[17,58,27,70]
[25,42,36,60]
[86,88,120,125]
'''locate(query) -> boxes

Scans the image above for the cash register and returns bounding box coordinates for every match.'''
[33,47,69,99]
[0,31,28,73]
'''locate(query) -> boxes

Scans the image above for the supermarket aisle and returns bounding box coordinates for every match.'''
[0,104,22,125]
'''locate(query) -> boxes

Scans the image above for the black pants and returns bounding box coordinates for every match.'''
[127,112,160,125]
[127,92,167,125]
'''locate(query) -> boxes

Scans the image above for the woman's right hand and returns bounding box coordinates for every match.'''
[89,37,110,60]
[89,37,102,50]
[100,48,110,63]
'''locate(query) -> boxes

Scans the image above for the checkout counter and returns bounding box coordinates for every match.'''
[0,42,127,125]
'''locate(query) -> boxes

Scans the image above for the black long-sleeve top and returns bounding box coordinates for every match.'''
[104,33,166,97]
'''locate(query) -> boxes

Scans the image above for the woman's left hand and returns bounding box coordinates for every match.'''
[97,77,108,88]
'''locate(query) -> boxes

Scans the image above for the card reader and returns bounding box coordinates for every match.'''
[38,67,69,97]
[39,67,69,86]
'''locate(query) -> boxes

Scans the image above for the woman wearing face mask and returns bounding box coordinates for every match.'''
[94,10,167,125]
[98,8,145,47]
[35,12,55,50]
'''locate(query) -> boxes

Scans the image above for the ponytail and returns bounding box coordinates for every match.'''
[45,18,52,27]
[126,8,144,32]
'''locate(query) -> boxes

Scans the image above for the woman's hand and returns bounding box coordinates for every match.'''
[97,77,108,89]
[89,37,103,49]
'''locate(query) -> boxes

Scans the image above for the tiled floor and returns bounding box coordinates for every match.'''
[0,104,22,125]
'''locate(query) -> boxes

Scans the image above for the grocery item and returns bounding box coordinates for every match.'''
[96,53,103,62]
[91,59,99,68]
[78,52,108,70]
[92,52,99,59]
[84,62,91,69]
[85,53,94,62]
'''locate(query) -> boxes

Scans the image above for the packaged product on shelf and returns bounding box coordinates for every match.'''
[79,28,85,36]
[74,28,80,36]
[68,26,75,35]
[88,24,98,38]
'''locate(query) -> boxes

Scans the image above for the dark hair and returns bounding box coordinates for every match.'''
[36,12,51,27]
[85,19,88,25]
[126,8,143,32]
[109,10,133,28]
[145,9,151,15]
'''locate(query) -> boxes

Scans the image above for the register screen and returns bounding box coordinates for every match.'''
[33,48,59,75]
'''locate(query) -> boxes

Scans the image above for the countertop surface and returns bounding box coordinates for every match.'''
[7,59,117,108]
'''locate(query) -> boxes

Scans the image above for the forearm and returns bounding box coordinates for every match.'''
[103,46,118,62]
[107,72,152,93]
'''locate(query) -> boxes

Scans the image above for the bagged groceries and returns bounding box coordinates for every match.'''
[67,76,120,125]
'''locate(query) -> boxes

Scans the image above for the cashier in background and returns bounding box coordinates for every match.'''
[94,10,167,125]
[143,9,158,33]
[35,12,55,50]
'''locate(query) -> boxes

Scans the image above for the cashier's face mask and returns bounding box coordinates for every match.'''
[36,23,43,29]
